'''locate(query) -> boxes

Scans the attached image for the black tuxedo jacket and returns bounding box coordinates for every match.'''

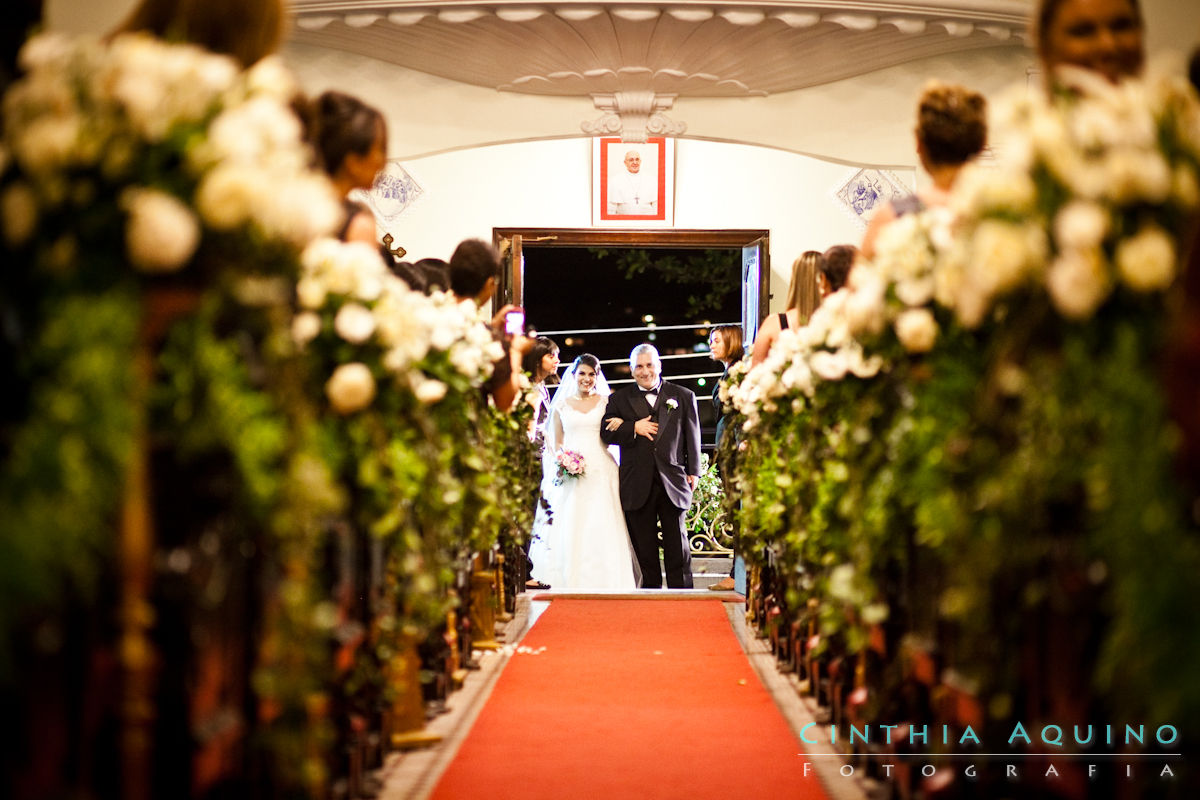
[601,381,702,511]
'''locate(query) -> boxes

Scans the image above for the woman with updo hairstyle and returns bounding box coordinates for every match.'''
[861,82,987,260]
[303,90,389,246]
[750,250,823,367]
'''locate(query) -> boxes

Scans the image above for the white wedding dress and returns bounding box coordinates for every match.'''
[528,397,638,590]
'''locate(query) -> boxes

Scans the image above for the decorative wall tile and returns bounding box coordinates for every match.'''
[831,168,909,230]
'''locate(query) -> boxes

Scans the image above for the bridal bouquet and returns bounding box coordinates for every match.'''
[554,449,586,485]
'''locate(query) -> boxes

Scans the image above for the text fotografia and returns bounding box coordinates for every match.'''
[801,761,1180,781]
[797,723,1181,781]
[797,722,1180,749]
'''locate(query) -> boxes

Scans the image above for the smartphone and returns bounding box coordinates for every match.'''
[504,308,525,336]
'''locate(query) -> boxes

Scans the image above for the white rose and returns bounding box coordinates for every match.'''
[809,350,849,382]
[429,325,457,352]
[382,346,412,373]
[1,181,39,246]
[195,165,257,229]
[1046,248,1111,319]
[1053,201,1109,251]
[414,378,448,404]
[334,303,376,344]
[449,342,482,377]
[296,276,328,310]
[17,32,74,71]
[1172,165,1200,209]
[14,114,82,173]
[956,164,1037,217]
[326,363,376,414]
[844,268,887,337]
[953,274,992,330]
[1115,225,1175,292]
[355,269,385,303]
[227,170,339,246]
[894,308,938,353]
[1105,150,1171,205]
[111,69,170,140]
[243,55,298,100]
[122,188,200,273]
[291,311,322,346]
[970,220,1046,296]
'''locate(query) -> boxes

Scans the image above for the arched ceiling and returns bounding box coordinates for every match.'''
[290,1,1031,139]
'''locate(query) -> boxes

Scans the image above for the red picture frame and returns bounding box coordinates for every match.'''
[593,137,674,226]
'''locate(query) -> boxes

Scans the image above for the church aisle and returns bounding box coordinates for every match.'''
[429,598,831,800]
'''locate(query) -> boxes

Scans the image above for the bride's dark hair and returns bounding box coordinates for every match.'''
[574,353,601,372]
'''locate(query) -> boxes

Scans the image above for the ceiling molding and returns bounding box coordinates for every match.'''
[289,1,1029,141]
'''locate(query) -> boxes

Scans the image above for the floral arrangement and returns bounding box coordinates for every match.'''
[289,238,508,633]
[726,68,1200,741]
[291,237,502,415]
[554,449,586,484]
[0,30,340,667]
[944,66,1200,325]
[1,32,339,282]
[0,30,348,793]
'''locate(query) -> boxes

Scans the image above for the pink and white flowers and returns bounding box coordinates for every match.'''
[554,449,586,483]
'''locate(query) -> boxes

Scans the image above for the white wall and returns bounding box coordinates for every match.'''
[377,137,913,308]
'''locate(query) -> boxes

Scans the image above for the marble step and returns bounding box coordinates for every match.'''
[691,555,733,588]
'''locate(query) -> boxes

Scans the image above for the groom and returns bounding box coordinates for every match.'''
[602,344,702,588]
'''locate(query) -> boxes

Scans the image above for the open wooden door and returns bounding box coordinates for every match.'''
[497,232,523,310]
[741,236,769,348]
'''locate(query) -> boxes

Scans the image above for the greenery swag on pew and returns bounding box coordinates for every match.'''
[724,72,1200,768]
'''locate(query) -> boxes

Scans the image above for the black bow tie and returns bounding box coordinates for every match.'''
[640,386,658,394]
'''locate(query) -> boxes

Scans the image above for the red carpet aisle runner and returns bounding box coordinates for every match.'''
[431,598,830,800]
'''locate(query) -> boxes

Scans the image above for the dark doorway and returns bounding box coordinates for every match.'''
[494,228,770,450]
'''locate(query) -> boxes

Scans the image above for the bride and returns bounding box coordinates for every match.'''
[528,355,638,590]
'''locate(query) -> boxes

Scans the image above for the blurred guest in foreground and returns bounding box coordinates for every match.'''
[115,0,284,67]
[861,82,987,261]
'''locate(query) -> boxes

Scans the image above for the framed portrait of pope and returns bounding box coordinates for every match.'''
[592,137,675,226]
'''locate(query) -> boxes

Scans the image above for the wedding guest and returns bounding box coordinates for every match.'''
[523,336,562,449]
[302,91,387,247]
[300,91,434,294]
[519,336,560,590]
[1035,0,1143,87]
[750,250,823,367]
[415,257,451,293]
[861,82,987,260]
[115,0,284,67]
[448,238,529,411]
[706,324,744,592]
[819,244,857,297]
[449,238,503,307]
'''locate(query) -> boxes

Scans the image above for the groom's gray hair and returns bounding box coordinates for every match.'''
[629,343,661,368]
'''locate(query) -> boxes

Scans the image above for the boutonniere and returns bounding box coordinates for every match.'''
[665,398,679,411]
